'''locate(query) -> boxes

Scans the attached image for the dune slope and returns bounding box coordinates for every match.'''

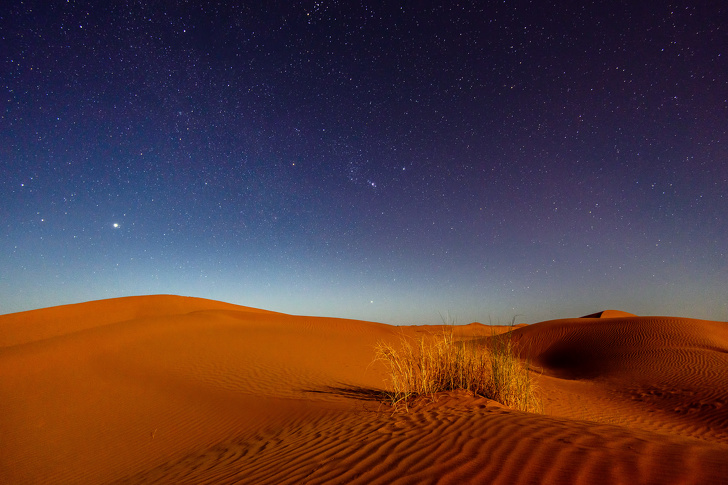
[1,297,727,484]
[512,315,728,443]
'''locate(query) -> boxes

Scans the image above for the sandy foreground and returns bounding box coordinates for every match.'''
[1,295,727,484]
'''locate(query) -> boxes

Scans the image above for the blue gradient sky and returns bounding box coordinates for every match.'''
[2,1,726,324]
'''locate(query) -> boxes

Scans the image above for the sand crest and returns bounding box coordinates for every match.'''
[1,296,727,484]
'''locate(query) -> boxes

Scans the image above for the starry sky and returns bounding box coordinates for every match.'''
[2,1,727,324]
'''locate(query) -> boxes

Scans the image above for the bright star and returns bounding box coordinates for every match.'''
[113,223,120,228]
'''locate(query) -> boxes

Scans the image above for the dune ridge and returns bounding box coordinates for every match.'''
[0,294,271,348]
[1,296,727,484]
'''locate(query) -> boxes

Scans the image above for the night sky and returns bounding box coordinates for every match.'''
[2,1,726,324]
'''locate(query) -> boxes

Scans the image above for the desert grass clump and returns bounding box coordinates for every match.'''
[487,330,542,413]
[374,324,540,413]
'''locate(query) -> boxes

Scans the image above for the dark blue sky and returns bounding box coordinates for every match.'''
[2,1,726,324]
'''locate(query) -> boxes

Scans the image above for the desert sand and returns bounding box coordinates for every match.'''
[1,295,727,484]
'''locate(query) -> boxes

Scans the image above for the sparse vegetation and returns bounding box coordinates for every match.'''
[373,322,541,413]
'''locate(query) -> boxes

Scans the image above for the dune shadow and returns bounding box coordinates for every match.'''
[302,385,387,402]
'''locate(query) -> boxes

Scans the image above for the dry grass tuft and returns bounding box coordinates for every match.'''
[487,330,542,413]
[374,324,541,413]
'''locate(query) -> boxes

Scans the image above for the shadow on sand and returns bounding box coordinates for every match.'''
[302,385,387,402]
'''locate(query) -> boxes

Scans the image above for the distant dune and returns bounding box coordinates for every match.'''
[581,309,638,318]
[1,295,727,484]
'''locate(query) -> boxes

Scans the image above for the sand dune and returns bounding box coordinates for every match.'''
[1,296,727,484]
[512,315,728,444]
[581,310,637,319]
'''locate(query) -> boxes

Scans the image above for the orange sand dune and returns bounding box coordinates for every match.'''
[581,310,637,319]
[512,315,728,444]
[1,296,727,484]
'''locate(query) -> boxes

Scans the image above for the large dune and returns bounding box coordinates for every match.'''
[1,296,727,484]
